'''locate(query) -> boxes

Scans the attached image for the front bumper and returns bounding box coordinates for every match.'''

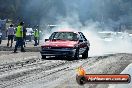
[40,48,76,56]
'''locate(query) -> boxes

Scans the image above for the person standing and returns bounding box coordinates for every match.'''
[23,25,27,47]
[14,22,25,53]
[7,24,15,47]
[0,30,2,44]
[34,25,39,46]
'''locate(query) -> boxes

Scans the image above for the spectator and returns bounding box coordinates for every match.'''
[14,22,25,53]
[7,24,15,47]
[23,25,27,47]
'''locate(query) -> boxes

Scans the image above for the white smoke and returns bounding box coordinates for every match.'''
[81,27,132,56]
[41,13,132,57]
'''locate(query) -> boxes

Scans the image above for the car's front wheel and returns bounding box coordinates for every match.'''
[82,47,89,59]
[67,48,79,60]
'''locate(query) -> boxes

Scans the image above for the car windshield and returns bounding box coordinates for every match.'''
[49,32,78,41]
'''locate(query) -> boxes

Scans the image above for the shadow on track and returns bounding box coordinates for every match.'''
[41,56,90,61]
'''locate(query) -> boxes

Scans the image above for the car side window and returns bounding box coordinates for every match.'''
[49,32,56,39]
[78,33,84,41]
[79,32,87,41]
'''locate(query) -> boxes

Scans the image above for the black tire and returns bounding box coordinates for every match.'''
[73,48,79,60]
[82,47,89,59]
[42,55,46,59]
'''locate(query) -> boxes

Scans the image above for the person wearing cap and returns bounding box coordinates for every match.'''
[7,24,15,47]
[14,22,25,53]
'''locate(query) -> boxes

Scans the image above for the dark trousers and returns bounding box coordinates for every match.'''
[7,35,14,47]
[34,37,38,46]
[23,36,26,47]
[14,37,24,52]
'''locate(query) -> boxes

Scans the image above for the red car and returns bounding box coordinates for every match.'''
[40,31,90,60]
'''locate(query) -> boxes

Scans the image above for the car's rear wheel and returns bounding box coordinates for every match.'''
[42,55,46,59]
[82,47,89,59]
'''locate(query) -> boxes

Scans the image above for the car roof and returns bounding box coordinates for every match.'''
[54,28,79,33]
[54,31,80,34]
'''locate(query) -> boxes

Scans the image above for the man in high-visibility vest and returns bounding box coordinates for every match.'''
[34,27,39,46]
[14,22,25,53]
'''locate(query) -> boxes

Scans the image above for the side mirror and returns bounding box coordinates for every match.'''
[79,40,83,42]
[45,39,49,42]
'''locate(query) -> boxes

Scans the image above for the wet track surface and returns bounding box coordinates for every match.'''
[0,51,132,88]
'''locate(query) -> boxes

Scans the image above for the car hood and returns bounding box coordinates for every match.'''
[43,40,78,47]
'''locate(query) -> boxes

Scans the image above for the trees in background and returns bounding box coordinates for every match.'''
[0,0,132,29]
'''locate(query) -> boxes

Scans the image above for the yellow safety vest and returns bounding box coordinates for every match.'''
[16,26,23,37]
[34,29,39,38]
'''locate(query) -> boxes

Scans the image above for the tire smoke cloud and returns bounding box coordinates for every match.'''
[42,14,132,56]
[27,0,132,56]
